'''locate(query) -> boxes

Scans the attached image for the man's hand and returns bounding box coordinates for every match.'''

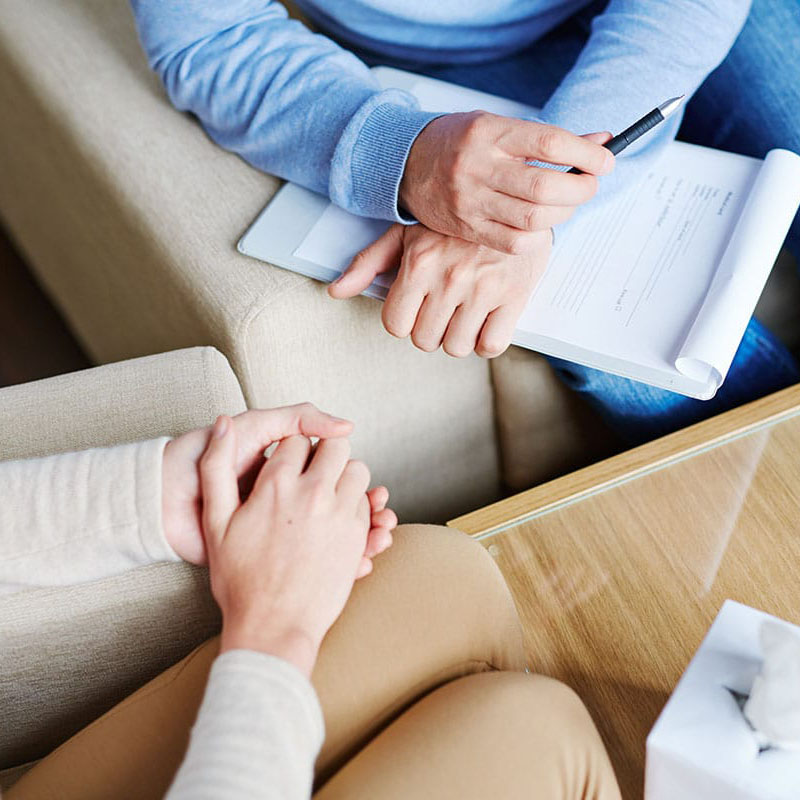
[400,113,613,254]
[162,405,396,567]
[200,419,379,676]
[329,224,551,358]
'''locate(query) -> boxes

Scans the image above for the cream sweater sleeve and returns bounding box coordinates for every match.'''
[166,650,325,800]
[0,438,180,593]
[1,441,326,797]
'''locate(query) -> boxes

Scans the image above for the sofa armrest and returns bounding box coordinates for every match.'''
[0,347,245,772]
[0,0,502,522]
[0,346,246,460]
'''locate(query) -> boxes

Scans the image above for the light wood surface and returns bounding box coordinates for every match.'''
[451,383,800,536]
[450,387,800,799]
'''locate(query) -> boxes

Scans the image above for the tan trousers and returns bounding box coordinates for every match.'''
[7,525,621,800]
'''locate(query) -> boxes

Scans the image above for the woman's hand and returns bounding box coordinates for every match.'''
[330,224,552,358]
[162,405,396,567]
[199,417,380,677]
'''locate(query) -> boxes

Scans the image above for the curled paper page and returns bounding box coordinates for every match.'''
[675,149,800,396]
[744,621,800,752]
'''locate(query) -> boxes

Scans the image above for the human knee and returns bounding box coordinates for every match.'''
[367,524,526,671]
[516,675,621,800]
[385,524,512,605]
[427,672,621,800]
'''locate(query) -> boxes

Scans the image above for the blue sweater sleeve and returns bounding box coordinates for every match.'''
[128,0,441,222]
[540,0,752,199]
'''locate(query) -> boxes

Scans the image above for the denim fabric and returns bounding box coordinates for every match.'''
[366,0,800,445]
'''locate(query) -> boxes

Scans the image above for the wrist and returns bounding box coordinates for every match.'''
[398,125,430,218]
[398,166,414,217]
[220,619,321,678]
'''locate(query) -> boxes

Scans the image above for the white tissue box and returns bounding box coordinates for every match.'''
[645,601,800,800]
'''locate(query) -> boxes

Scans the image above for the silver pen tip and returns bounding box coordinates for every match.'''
[658,95,685,118]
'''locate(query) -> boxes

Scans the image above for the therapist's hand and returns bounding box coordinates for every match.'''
[329,223,551,358]
[400,115,613,255]
[162,406,396,567]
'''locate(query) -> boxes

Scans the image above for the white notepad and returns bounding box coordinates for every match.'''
[239,67,800,399]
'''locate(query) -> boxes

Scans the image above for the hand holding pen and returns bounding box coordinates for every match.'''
[568,96,685,173]
[397,91,683,255]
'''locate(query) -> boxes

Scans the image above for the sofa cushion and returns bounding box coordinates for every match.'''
[491,348,619,491]
[0,346,246,460]
[0,347,245,772]
[0,563,220,772]
[0,0,502,522]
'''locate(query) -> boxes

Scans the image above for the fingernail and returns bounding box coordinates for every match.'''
[213,416,229,438]
[331,415,351,424]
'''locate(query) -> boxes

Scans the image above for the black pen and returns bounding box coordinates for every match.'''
[568,95,685,174]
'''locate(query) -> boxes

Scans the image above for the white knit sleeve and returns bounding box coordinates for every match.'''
[0,438,179,594]
[166,650,325,800]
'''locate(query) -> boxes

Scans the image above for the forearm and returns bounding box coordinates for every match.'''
[541,0,752,195]
[129,0,440,221]
[166,650,324,800]
[0,438,179,594]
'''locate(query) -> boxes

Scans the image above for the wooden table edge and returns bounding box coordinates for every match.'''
[448,383,800,537]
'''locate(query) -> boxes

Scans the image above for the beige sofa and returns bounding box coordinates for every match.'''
[1,0,799,523]
[0,348,244,788]
[0,0,620,524]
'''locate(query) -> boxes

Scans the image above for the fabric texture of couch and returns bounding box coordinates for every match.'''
[0,0,508,523]
[2,0,799,514]
[0,347,245,781]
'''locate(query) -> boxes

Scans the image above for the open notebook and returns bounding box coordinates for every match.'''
[239,67,800,399]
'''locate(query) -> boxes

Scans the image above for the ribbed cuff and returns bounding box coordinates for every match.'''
[348,103,443,222]
[134,436,181,564]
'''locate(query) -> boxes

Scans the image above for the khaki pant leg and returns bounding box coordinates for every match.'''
[7,525,524,799]
[6,638,219,800]
[313,524,525,782]
[315,671,622,800]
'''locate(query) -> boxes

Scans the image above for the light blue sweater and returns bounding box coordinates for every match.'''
[130,0,751,223]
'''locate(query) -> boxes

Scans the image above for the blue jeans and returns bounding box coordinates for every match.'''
[357,0,800,445]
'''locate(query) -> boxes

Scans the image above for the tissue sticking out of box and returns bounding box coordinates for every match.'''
[743,621,800,752]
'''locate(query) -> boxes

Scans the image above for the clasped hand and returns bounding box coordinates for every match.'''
[330,114,613,359]
[162,406,397,676]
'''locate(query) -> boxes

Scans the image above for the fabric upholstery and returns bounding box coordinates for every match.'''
[0,348,245,772]
[0,563,220,773]
[0,347,246,460]
[490,348,619,491]
[0,0,501,522]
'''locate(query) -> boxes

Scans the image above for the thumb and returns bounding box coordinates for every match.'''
[199,416,240,548]
[328,223,404,299]
[582,131,613,146]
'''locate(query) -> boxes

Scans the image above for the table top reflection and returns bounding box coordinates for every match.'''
[451,385,800,800]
